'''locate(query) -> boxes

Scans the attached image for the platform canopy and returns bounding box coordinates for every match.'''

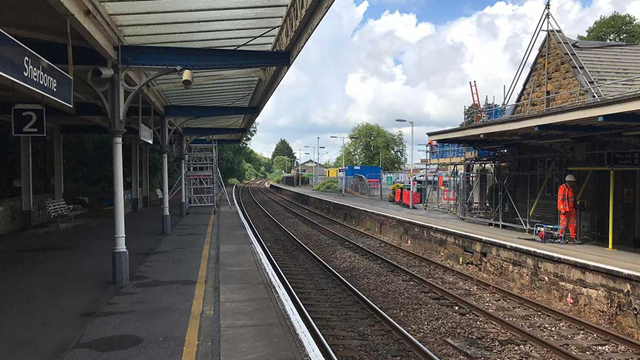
[0,0,334,142]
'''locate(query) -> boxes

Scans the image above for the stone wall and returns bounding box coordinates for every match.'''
[272,184,640,340]
[515,36,587,114]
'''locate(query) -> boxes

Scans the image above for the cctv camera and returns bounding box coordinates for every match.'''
[91,67,114,79]
[182,70,193,88]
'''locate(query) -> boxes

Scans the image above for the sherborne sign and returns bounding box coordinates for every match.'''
[0,28,73,108]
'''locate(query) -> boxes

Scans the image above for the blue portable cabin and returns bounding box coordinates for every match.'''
[345,165,382,180]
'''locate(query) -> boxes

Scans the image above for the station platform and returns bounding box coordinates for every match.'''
[273,184,640,279]
[0,202,316,359]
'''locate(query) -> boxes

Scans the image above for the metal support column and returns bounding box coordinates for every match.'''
[608,170,614,250]
[161,117,171,234]
[20,137,33,229]
[111,66,129,286]
[636,170,640,244]
[131,138,140,212]
[53,128,64,200]
[142,144,149,207]
[180,135,187,216]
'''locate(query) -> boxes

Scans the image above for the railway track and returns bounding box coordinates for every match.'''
[248,180,554,359]
[257,180,640,360]
[237,182,438,360]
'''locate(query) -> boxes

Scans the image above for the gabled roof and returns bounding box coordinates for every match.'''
[519,32,640,100]
[300,159,324,167]
[572,40,640,97]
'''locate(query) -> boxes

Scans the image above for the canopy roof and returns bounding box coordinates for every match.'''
[0,0,334,143]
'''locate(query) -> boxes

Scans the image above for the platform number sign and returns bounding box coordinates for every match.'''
[12,105,46,136]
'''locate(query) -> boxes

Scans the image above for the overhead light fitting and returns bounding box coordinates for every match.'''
[182,69,193,89]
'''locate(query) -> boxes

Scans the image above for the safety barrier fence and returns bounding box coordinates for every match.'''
[426,170,570,232]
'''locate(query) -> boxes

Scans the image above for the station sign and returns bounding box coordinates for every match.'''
[140,123,153,144]
[12,104,46,136]
[0,28,73,108]
[612,152,640,167]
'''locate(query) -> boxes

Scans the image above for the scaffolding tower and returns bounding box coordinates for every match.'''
[186,141,217,207]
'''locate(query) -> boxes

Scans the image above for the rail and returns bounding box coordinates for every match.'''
[264,184,640,359]
[244,181,440,360]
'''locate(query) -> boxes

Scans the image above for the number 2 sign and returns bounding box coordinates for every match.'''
[12,104,46,136]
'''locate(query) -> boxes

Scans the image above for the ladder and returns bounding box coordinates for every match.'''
[186,142,216,206]
[469,81,482,123]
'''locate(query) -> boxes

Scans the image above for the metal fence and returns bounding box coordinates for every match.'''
[428,170,566,231]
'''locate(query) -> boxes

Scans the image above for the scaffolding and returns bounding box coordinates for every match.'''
[186,142,216,207]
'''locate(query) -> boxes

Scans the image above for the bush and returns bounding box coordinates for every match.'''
[268,172,283,184]
[320,182,339,193]
[227,178,240,185]
[390,183,403,192]
[313,179,339,193]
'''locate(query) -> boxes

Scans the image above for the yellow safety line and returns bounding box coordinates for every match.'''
[181,210,215,360]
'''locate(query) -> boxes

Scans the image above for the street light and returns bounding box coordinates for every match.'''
[396,118,415,209]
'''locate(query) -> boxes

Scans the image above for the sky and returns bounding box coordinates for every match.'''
[250,0,640,166]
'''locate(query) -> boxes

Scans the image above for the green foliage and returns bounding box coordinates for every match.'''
[578,12,640,44]
[335,123,406,171]
[268,172,283,184]
[227,178,240,185]
[390,183,403,192]
[272,155,289,173]
[312,179,339,193]
[271,139,296,161]
[219,123,271,182]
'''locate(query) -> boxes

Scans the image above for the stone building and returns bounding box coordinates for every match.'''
[514,32,640,115]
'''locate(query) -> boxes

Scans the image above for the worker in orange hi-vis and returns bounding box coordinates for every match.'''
[557,174,578,242]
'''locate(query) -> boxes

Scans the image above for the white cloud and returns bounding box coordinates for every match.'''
[251,0,640,165]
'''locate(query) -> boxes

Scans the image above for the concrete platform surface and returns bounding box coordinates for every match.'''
[213,205,306,360]
[1,201,314,360]
[274,184,640,278]
[0,205,180,360]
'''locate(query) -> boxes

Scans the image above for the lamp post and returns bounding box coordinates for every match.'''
[396,119,414,209]
[331,135,358,195]
[298,149,309,186]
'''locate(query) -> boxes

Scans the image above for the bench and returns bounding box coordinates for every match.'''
[46,199,87,228]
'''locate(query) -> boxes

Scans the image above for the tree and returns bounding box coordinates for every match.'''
[336,123,406,171]
[578,12,640,44]
[218,123,265,182]
[272,156,289,173]
[271,139,296,161]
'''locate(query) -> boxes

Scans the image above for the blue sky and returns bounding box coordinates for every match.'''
[360,0,504,24]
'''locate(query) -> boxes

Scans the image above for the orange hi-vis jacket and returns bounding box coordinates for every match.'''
[557,183,576,214]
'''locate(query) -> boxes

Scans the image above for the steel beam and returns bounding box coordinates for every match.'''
[165,105,258,118]
[119,45,290,69]
[598,114,640,123]
[534,125,602,133]
[191,138,241,145]
[182,127,247,136]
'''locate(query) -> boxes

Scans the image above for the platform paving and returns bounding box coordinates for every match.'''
[274,184,640,277]
[214,205,304,360]
[0,205,180,360]
[1,202,308,360]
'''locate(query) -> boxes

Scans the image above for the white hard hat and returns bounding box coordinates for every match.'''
[565,174,576,182]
